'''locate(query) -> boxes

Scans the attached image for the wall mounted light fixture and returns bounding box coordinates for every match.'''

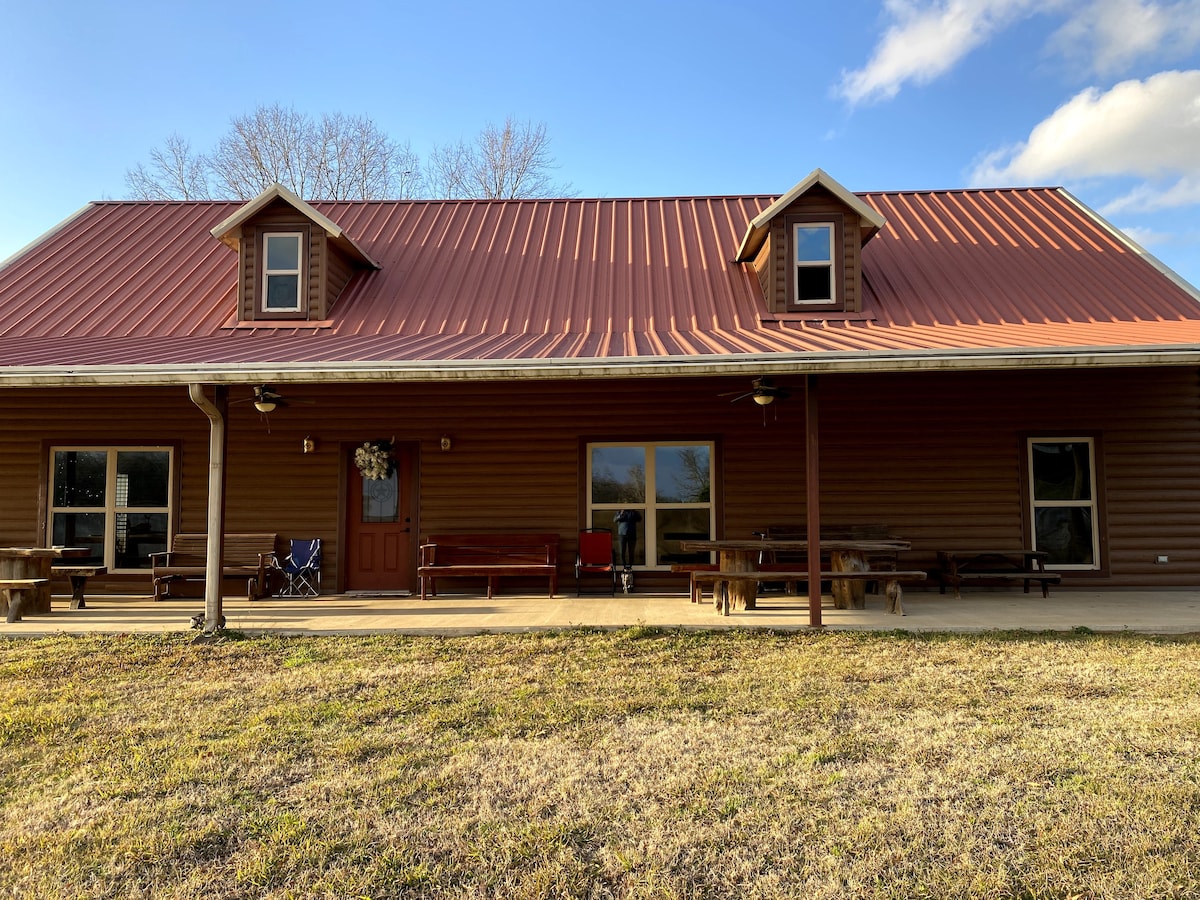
[440,435,452,451]
[302,436,316,454]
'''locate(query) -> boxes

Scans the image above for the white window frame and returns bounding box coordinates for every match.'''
[48,446,175,573]
[1027,437,1100,571]
[587,440,715,569]
[261,231,304,312]
[793,222,836,306]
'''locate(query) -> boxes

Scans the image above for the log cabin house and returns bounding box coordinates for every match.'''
[2,169,1200,616]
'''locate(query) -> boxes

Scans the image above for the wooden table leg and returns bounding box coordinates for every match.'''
[721,550,757,611]
[831,550,868,610]
[69,575,88,610]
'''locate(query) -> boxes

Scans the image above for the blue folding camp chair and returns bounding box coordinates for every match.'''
[274,538,322,597]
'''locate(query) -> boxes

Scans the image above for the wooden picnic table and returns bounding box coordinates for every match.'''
[936,549,1061,599]
[0,547,92,621]
[679,538,911,612]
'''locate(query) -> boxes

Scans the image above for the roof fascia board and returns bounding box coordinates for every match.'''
[209,184,379,268]
[5,345,1200,388]
[735,169,888,262]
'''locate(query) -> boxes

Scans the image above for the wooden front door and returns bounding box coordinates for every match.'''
[344,442,416,592]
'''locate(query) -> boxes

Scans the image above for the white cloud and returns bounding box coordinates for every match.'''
[970,71,1200,188]
[1101,176,1200,214]
[1050,0,1200,76]
[838,0,1200,105]
[837,0,1050,105]
[1114,224,1171,246]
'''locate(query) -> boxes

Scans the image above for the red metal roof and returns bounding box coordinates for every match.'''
[2,187,1199,381]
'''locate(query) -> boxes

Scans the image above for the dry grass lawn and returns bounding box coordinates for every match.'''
[2,627,1199,899]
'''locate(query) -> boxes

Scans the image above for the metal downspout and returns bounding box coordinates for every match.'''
[805,375,823,629]
[187,384,227,634]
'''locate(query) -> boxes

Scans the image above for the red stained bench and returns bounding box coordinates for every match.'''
[418,534,559,601]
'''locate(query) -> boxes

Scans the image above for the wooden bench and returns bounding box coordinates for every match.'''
[691,569,926,616]
[1,578,50,623]
[51,565,108,609]
[937,550,1062,600]
[672,562,822,604]
[418,534,559,601]
[149,533,276,601]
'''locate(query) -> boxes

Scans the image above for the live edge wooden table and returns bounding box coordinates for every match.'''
[0,547,94,622]
[680,539,911,612]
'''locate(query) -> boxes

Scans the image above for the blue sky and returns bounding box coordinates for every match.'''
[3,0,1199,287]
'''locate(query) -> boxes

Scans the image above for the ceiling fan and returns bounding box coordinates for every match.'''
[232,385,313,413]
[720,376,791,406]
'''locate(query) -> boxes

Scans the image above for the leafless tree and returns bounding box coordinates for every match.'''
[127,106,422,202]
[126,110,567,202]
[314,112,422,201]
[426,117,572,200]
[124,134,212,200]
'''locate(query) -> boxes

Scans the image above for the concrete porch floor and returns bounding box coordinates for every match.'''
[3,587,1200,636]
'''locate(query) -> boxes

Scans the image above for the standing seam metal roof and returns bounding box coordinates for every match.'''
[1,187,1199,376]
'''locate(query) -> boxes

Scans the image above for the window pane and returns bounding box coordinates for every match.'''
[796,266,832,303]
[116,451,169,507]
[602,508,644,567]
[655,445,710,502]
[795,226,831,262]
[591,447,646,503]
[266,234,299,269]
[1032,443,1091,500]
[362,470,399,523]
[265,274,299,309]
[656,508,711,564]
[1035,507,1095,566]
[51,512,104,563]
[116,512,168,569]
[53,451,107,507]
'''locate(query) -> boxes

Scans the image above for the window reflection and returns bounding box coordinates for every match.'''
[591,447,646,503]
[588,442,713,567]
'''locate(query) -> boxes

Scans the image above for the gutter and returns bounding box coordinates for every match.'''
[3,344,1200,388]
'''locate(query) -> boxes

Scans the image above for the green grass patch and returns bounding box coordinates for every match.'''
[1,629,1198,898]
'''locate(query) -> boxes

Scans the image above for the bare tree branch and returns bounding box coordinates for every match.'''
[428,117,573,200]
[209,104,315,199]
[125,111,568,202]
[124,134,211,200]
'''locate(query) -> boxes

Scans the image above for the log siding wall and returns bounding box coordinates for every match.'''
[2,366,1197,594]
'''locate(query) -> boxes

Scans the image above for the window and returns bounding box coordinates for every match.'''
[793,222,835,306]
[262,232,303,312]
[48,447,173,572]
[1027,438,1099,569]
[587,442,714,567]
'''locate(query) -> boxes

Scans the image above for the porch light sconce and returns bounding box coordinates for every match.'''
[254,398,277,413]
[440,435,452,451]
[302,436,316,454]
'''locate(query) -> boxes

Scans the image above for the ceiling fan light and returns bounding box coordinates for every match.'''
[254,399,277,413]
[753,392,774,406]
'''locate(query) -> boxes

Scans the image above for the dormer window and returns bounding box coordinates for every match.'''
[734,170,886,319]
[793,222,836,306]
[262,231,304,313]
[210,183,379,325]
